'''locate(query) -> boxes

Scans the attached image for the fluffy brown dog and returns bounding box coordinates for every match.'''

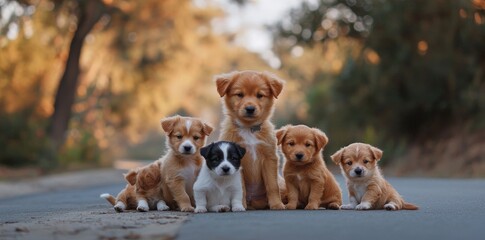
[331,143,418,210]
[215,70,285,210]
[159,115,213,212]
[101,160,167,212]
[276,125,342,210]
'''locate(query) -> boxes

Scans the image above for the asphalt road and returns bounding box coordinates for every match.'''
[1,177,484,240]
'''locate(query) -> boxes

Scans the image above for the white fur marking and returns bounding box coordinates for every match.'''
[179,139,196,154]
[185,120,192,132]
[157,200,170,211]
[355,201,371,210]
[238,129,261,160]
[137,199,149,212]
[114,201,126,211]
[100,193,110,199]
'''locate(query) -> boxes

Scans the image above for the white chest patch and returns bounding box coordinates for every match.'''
[238,129,262,160]
[353,183,368,202]
[180,163,196,189]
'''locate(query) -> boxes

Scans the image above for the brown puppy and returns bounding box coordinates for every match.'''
[100,160,167,212]
[215,70,285,210]
[331,143,418,210]
[159,115,213,212]
[277,125,342,210]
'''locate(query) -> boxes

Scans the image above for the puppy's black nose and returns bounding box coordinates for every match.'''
[183,146,192,152]
[354,168,363,175]
[245,106,256,114]
[295,153,304,160]
[222,166,230,173]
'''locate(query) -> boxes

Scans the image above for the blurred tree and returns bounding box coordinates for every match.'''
[275,0,485,172]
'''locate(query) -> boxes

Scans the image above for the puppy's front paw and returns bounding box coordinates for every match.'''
[304,203,320,210]
[114,202,125,212]
[157,201,170,211]
[194,207,207,213]
[285,203,297,210]
[327,203,341,210]
[340,204,355,210]
[270,202,286,210]
[180,206,195,212]
[213,205,230,212]
[231,205,246,212]
[137,205,149,212]
[384,203,397,211]
[355,202,372,210]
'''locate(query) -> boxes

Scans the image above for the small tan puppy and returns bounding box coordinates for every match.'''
[159,115,213,212]
[276,125,342,210]
[215,70,286,210]
[101,160,168,212]
[331,143,418,210]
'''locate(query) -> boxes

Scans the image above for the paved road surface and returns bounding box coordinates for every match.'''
[1,177,484,240]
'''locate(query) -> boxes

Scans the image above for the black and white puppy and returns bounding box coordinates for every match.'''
[194,141,246,213]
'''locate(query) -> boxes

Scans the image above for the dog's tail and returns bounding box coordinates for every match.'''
[100,193,116,206]
[402,202,419,210]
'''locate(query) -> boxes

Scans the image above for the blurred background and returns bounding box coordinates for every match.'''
[0,0,484,179]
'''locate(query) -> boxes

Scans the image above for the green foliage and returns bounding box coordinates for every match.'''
[277,0,485,162]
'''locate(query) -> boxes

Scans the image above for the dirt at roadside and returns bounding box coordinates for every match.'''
[0,210,189,240]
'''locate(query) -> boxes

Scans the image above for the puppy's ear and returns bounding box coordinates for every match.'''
[330,148,345,165]
[202,122,213,136]
[234,143,246,159]
[161,115,180,134]
[214,72,238,97]
[368,145,383,161]
[200,142,214,159]
[275,125,290,145]
[124,169,137,186]
[312,128,329,152]
[261,71,285,99]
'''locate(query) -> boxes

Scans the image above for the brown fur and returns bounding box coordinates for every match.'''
[215,70,286,210]
[159,115,213,212]
[277,125,342,210]
[102,160,163,212]
[331,143,418,210]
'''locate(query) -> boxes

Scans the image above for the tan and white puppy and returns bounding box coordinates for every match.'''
[215,70,286,210]
[331,143,418,211]
[277,125,342,210]
[159,115,213,212]
[100,160,168,212]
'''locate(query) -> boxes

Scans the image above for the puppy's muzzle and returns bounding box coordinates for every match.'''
[182,145,193,154]
[354,167,363,176]
[245,106,256,116]
[295,153,304,161]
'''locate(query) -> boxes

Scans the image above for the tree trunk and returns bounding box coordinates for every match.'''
[48,0,105,149]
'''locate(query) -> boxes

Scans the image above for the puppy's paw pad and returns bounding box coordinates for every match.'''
[340,204,355,210]
[327,203,341,210]
[214,205,230,212]
[114,206,125,212]
[180,206,195,212]
[194,207,207,213]
[137,206,149,212]
[270,203,286,210]
[355,202,371,210]
[285,204,297,210]
[157,205,170,211]
[231,206,246,212]
[304,204,319,210]
[384,203,397,211]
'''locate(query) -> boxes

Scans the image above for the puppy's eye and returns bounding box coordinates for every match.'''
[193,136,200,140]
[346,161,352,166]
[288,142,295,146]
[176,135,183,140]
[236,93,244,98]
[256,93,263,99]
[363,159,370,164]
[305,143,311,147]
